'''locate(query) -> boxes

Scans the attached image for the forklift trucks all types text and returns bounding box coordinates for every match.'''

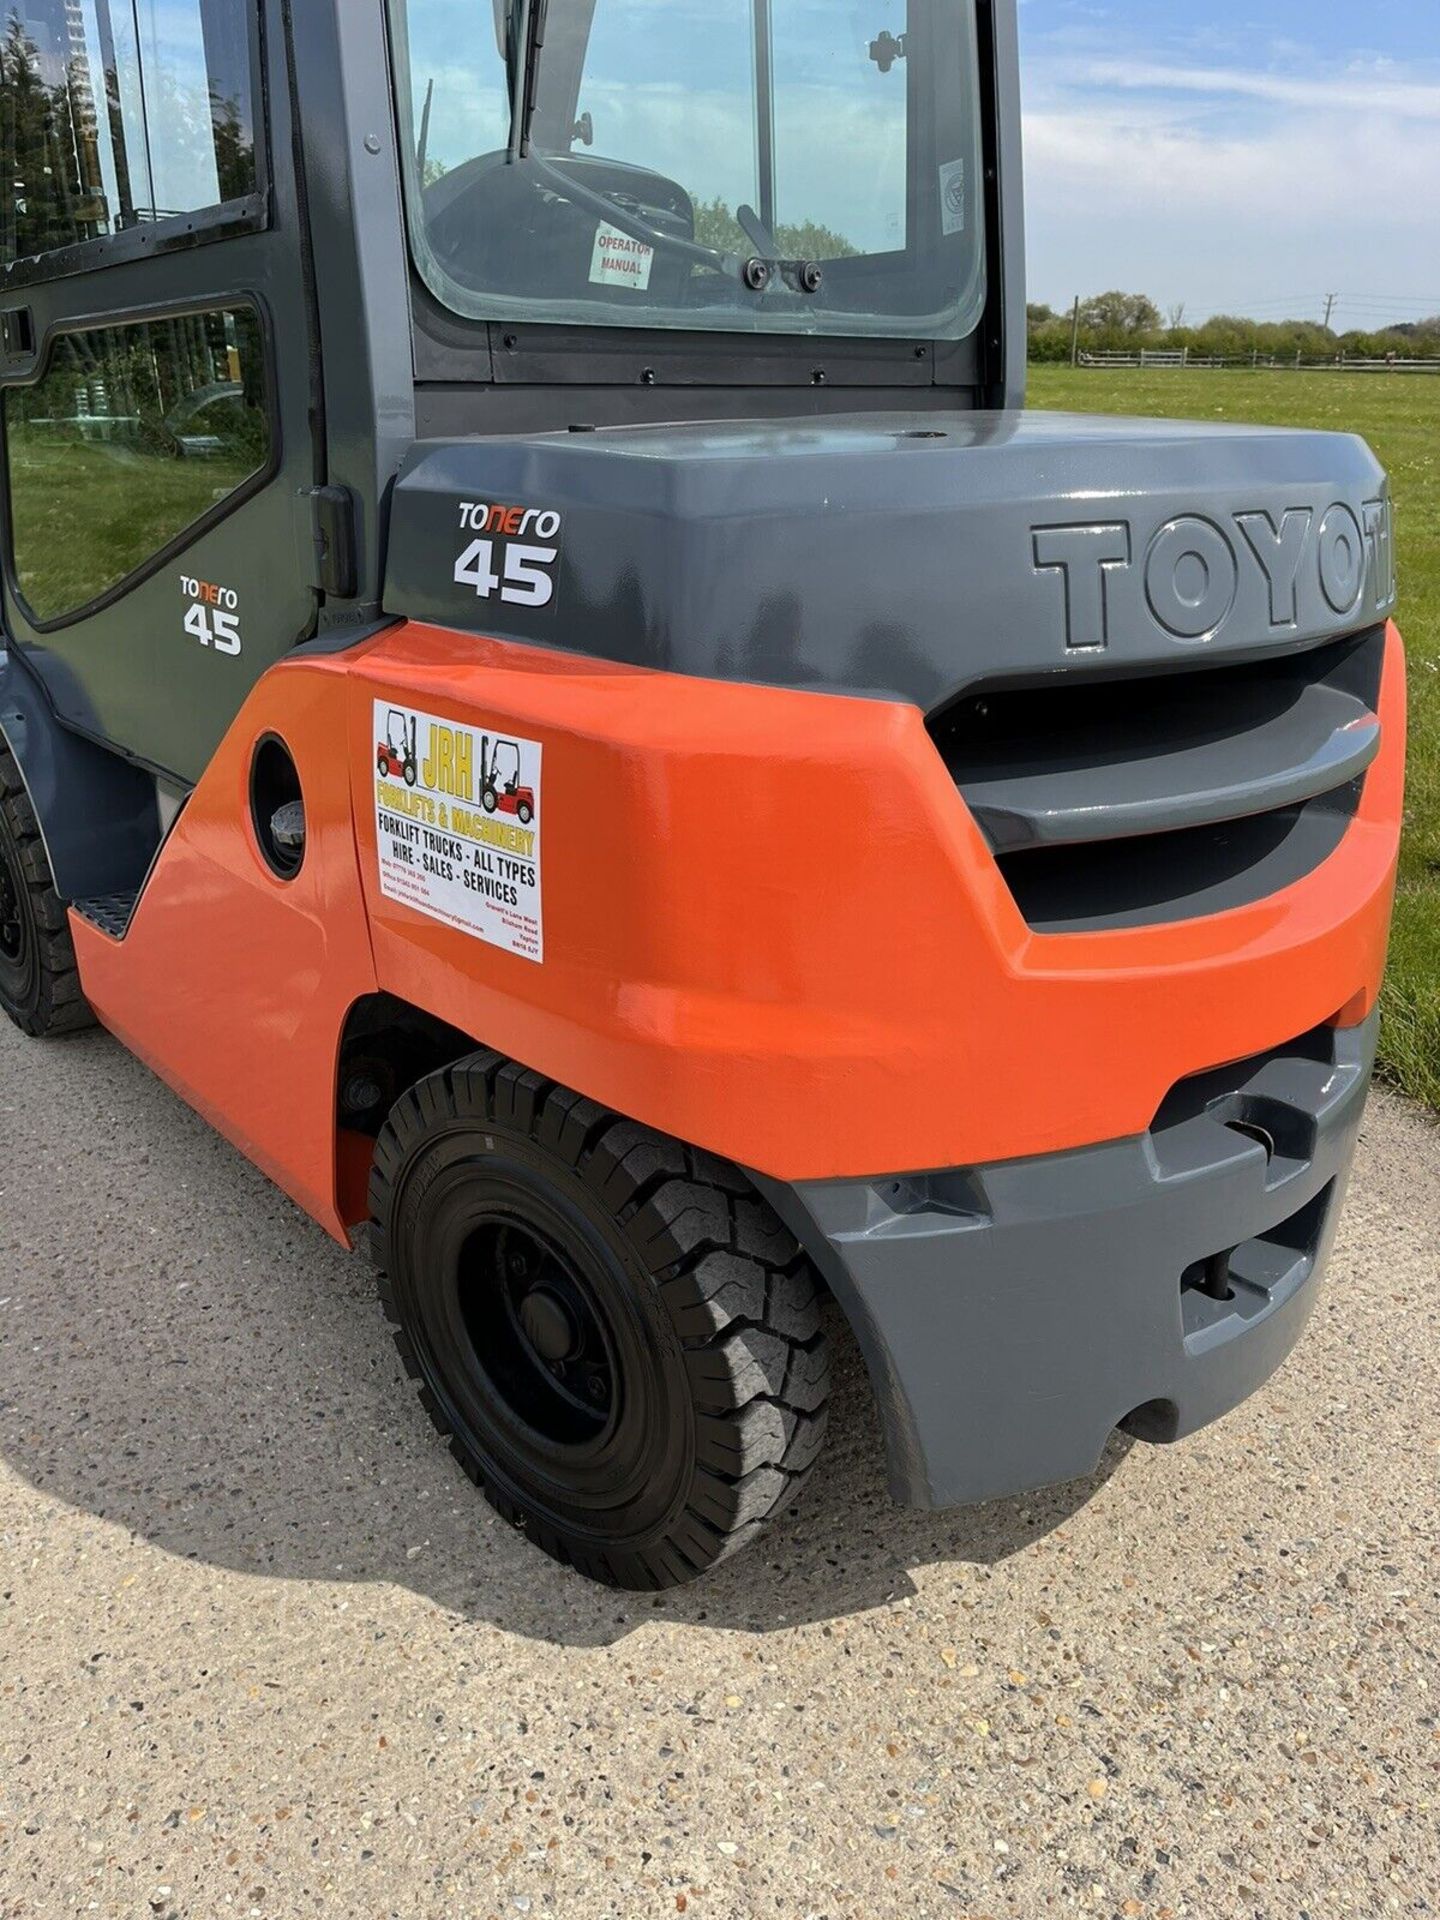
[0,0,1406,1588]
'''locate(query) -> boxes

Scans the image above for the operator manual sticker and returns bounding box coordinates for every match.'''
[373,700,544,964]
[590,221,654,290]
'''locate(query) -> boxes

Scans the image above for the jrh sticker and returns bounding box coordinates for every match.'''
[373,700,544,964]
[589,221,654,290]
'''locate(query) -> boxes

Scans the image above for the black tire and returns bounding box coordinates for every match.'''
[403,761,417,788]
[0,739,93,1040]
[369,1053,830,1589]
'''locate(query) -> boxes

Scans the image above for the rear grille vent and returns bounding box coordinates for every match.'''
[929,627,1384,934]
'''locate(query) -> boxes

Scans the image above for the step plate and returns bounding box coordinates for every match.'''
[72,891,140,940]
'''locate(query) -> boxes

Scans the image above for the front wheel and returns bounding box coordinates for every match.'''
[369,1054,830,1589]
[0,739,93,1039]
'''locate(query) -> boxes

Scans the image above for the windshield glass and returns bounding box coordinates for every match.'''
[389,1,986,341]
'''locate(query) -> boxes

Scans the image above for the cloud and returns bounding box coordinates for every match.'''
[1075,58,1440,122]
[1021,50,1440,318]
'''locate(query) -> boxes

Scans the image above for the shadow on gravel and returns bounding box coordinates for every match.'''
[0,1029,1131,1647]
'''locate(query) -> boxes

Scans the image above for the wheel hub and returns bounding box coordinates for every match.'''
[453,1218,620,1447]
[0,838,24,964]
[519,1285,581,1364]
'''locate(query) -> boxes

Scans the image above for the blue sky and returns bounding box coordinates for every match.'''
[1019,0,1440,325]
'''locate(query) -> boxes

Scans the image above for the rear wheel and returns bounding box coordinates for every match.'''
[369,1054,830,1589]
[0,740,92,1039]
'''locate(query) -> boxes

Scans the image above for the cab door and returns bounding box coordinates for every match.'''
[0,0,322,787]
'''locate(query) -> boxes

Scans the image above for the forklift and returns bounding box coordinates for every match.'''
[0,0,1405,1589]
[378,707,419,785]
[480,734,535,826]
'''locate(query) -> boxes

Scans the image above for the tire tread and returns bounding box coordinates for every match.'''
[0,738,94,1039]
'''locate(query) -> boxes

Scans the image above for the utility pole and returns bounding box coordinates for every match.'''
[1323,292,1339,332]
[1070,295,1081,368]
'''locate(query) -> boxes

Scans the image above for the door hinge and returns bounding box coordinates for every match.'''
[306,485,359,598]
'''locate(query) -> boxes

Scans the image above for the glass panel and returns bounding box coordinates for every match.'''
[5,306,270,621]
[569,0,758,250]
[0,0,256,267]
[406,0,512,184]
[771,1,907,260]
[392,0,986,342]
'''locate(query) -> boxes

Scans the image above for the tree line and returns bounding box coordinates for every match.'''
[1029,293,1440,364]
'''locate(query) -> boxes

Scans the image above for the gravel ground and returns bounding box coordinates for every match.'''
[1,1018,1437,1920]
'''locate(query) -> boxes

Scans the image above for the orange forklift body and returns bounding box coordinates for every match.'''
[70,617,1405,1243]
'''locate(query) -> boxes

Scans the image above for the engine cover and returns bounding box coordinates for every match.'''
[384,409,1397,712]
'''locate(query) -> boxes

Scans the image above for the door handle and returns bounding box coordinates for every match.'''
[1,307,35,363]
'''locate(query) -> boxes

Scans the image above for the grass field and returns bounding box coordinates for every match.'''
[1030,367,1439,1109]
[7,437,254,623]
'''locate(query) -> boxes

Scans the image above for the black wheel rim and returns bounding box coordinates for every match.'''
[458,1216,619,1447]
[0,815,37,1007]
[0,833,23,965]
[396,1146,692,1532]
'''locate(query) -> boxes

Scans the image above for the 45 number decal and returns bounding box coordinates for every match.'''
[454,501,562,612]
[184,599,241,654]
[454,538,558,608]
[181,575,242,656]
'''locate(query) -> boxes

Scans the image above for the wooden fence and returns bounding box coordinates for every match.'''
[1077,349,1440,374]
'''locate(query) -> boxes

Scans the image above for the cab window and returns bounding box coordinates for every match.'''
[5,305,271,622]
[392,0,986,343]
[0,0,257,272]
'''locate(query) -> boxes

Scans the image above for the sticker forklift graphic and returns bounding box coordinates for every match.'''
[480,735,535,827]
[0,0,1407,1594]
[376,708,418,786]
